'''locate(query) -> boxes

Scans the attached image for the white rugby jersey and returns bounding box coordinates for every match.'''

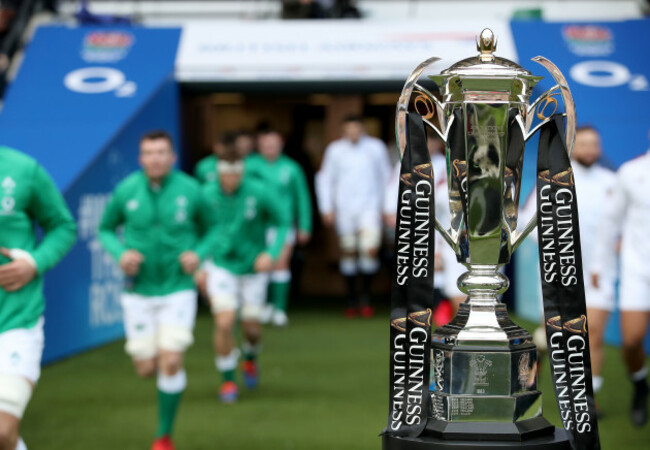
[519,160,615,279]
[316,134,391,218]
[593,151,650,278]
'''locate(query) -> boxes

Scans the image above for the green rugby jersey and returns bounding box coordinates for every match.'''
[194,154,218,184]
[203,176,290,275]
[0,147,76,333]
[247,153,312,234]
[99,170,213,296]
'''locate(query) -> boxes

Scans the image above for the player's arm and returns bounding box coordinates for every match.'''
[377,141,393,186]
[263,190,291,259]
[383,162,400,228]
[98,187,145,276]
[591,169,628,287]
[0,164,77,292]
[26,163,77,274]
[98,187,128,262]
[254,192,290,273]
[315,144,336,226]
[292,163,313,243]
[192,187,218,262]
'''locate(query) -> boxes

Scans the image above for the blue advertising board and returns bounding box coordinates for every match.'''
[0,26,181,362]
[511,19,650,351]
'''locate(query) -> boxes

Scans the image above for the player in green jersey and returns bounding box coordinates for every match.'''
[99,131,213,450]
[247,128,312,327]
[0,147,76,450]
[202,148,290,403]
[194,130,255,185]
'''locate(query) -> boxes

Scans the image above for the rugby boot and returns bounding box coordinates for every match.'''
[151,436,175,450]
[243,360,259,389]
[631,377,649,426]
[220,381,238,404]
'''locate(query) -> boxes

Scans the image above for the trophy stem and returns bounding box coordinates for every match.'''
[458,264,508,307]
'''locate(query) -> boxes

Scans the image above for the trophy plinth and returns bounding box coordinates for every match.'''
[384,28,574,448]
[382,429,571,450]
[428,265,549,440]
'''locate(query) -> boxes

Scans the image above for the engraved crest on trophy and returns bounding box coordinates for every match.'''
[469,354,492,387]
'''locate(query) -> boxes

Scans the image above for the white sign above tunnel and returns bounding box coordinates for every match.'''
[175,20,516,83]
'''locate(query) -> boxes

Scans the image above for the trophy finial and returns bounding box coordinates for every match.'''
[477,28,497,62]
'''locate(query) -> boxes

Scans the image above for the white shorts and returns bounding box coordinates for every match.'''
[266,227,296,247]
[336,211,382,254]
[584,276,615,311]
[121,290,197,360]
[205,261,269,319]
[619,271,650,312]
[335,210,382,239]
[0,318,44,383]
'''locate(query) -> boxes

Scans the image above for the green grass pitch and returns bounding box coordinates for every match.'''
[23,307,650,449]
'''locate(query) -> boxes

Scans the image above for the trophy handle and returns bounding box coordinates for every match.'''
[396,56,458,249]
[511,56,576,251]
[396,56,442,159]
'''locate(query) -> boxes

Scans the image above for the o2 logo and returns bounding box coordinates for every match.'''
[64,67,137,97]
[570,60,648,90]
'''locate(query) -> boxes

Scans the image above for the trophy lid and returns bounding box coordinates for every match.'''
[431,28,542,101]
[441,29,536,78]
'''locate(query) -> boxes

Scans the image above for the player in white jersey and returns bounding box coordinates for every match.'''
[316,116,392,318]
[592,145,650,426]
[569,126,616,400]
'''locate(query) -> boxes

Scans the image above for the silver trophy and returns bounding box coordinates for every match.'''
[389,29,575,448]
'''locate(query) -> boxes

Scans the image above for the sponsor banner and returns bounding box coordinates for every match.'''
[385,113,435,437]
[176,20,515,82]
[0,26,181,362]
[536,115,600,449]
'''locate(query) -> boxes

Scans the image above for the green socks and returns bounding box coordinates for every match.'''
[269,270,292,312]
[222,368,236,382]
[156,370,187,438]
[216,349,240,382]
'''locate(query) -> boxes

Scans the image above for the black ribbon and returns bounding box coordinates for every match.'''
[536,114,601,450]
[385,113,435,437]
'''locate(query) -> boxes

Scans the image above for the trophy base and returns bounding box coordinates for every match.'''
[425,416,554,441]
[382,427,570,450]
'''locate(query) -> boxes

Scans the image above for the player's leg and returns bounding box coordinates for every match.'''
[0,319,44,450]
[154,290,197,443]
[121,293,158,378]
[269,232,295,327]
[240,272,269,389]
[586,308,609,396]
[339,232,359,317]
[584,274,614,400]
[337,211,362,316]
[357,213,382,318]
[205,262,240,402]
[0,413,19,450]
[619,271,650,426]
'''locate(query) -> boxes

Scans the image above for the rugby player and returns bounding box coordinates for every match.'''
[248,128,312,327]
[0,146,76,450]
[99,130,213,450]
[203,148,290,403]
[316,115,391,318]
[593,145,650,426]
